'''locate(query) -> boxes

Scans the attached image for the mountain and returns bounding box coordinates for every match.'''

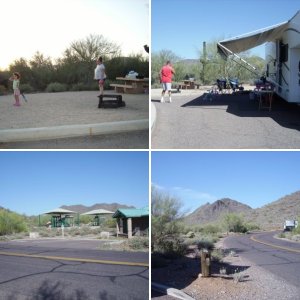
[184,191,300,230]
[179,59,199,65]
[60,203,135,214]
[184,198,253,225]
[245,191,300,230]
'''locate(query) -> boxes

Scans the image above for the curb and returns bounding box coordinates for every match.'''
[151,102,157,131]
[152,282,195,300]
[0,119,149,143]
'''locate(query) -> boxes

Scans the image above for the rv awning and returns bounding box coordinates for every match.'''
[217,21,289,57]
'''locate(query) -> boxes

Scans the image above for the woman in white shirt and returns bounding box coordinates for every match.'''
[94,56,106,96]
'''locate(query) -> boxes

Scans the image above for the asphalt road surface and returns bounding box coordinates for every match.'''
[0,130,149,149]
[0,239,149,300]
[224,231,300,288]
[151,89,300,149]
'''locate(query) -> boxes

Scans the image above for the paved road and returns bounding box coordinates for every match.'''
[151,89,300,149]
[0,130,149,149]
[224,231,300,288]
[0,239,149,300]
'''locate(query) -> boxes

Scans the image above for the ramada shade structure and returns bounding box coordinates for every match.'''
[81,208,114,226]
[42,208,78,227]
[43,208,77,215]
[81,209,114,215]
[112,207,149,238]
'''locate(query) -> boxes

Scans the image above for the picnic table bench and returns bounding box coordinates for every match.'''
[110,77,149,94]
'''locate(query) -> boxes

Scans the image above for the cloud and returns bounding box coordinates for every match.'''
[151,183,217,214]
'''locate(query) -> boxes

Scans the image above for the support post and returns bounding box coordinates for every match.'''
[127,218,132,239]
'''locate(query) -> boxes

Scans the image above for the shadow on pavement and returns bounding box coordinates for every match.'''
[181,92,300,132]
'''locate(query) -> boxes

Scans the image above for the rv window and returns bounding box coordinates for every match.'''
[280,43,288,63]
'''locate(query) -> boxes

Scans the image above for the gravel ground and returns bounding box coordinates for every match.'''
[0,91,148,129]
[152,238,300,300]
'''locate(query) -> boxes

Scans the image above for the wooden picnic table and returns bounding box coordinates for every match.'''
[179,79,198,89]
[110,77,149,94]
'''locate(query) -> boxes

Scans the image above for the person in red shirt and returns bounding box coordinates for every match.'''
[160,61,175,103]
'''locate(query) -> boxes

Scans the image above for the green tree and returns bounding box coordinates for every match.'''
[29,52,55,90]
[0,209,27,235]
[151,50,180,84]
[152,187,185,255]
[62,34,121,85]
[223,213,247,233]
[9,58,34,88]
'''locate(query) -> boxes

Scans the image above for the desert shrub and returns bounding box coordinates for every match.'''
[127,237,149,250]
[291,217,300,234]
[156,238,187,258]
[79,226,94,236]
[20,83,34,93]
[278,232,286,238]
[0,210,27,235]
[0,85,7,95]
[186,231,195,238]
[223,213,248,233]
[67,227,81,236]
[211,248,224,262]
[103,218,117,228]
[196,239,215,251]
[201,224,221,234]
[152,187,184,255]
[70,82,98,91]
[46,82,67,93]
[244,223,260,231]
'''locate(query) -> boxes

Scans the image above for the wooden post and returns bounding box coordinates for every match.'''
[116,221,119,237]
[200,249,211,277]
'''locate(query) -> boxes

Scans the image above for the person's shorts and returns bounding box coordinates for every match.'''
[14,89,20,96]
[98,79,106,86]
[162,82,171,91]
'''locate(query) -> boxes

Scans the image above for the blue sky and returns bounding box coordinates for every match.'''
[152,151,300,214]
[152,0,299,59]
[0,151,149,216]
[0,0,149,70]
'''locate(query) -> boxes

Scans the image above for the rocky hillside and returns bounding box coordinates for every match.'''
[61,203,135,214]
[245,191,300,230]
[184,191,300,230]
[184,198,253,225]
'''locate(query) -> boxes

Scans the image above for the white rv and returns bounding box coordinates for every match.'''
[218,11,300,103]
[283,220,298,231]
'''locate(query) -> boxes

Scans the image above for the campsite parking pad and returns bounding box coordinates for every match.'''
[0,91,148,146]
[152,88,300,149]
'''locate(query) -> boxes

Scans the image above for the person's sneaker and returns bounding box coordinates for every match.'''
[160,97,164,103]
[169,97,172,103]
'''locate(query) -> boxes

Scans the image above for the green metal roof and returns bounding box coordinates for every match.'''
[112,207,149,218]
